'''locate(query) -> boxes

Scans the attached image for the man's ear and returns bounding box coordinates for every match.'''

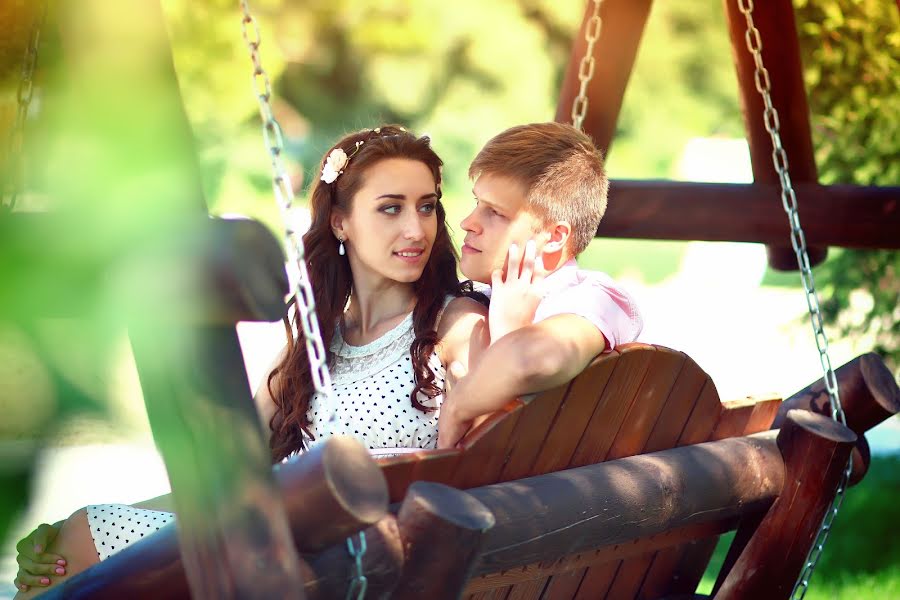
[541,221,572,255]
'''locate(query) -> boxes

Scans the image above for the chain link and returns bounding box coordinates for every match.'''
[345,532,368,600]
[736,3,852,598]
[2,1,47,213]
[570,0,604,130]
[239,1,335,415]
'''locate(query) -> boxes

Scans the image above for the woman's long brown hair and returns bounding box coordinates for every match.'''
[267,126,480,462]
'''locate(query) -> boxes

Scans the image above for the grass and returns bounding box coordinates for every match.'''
[697,454,900,598]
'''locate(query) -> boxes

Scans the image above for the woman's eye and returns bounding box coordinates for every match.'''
[382,205,400,215]
[419,203,436,214]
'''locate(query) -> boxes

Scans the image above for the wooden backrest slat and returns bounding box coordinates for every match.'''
[498,380,574,482]
[572,561,619,600]
[643,354,709,453]
[664,537,720,596]
[407,448,461,489]
[634,544,685,599]
[453,402,525,490]
[606,348,686,460]
[506,579,546,600]
[603,554,656,600]
[569,344,657,467]
[529,351,619,475]
[675,378,724,446]
[542,568,588,599]
[379,453,422,502]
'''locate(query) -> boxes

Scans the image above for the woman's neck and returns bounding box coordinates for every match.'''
[343,280,417,344]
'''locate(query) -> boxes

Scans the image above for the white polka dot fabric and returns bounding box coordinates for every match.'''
[85,504,175,560]
[307,307,446,452]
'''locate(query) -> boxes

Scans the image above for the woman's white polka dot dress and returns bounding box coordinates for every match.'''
[305,307,446,452]
[84,300,451,560]
[85,505,175,560]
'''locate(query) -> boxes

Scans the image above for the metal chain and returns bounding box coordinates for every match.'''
[2,1,47,213]
[239,1,335,414]
[345,532,368,600]
[570,0,604,130]
[736,2,852,598]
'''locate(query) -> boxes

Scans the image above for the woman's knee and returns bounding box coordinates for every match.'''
[54,508,100,568]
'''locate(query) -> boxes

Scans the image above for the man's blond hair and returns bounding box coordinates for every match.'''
[469,122,608,255]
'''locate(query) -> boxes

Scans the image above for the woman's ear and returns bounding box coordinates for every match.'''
[330,212,345,241]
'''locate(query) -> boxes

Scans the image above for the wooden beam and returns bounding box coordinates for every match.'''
[392,483,496,599]
[555,0,653,155]
[467,432,785,575]
[722,0,827,269]
[714,410,856,599]
[597,180,900,248]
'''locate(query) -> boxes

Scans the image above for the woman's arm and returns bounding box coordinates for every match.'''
[435,297,490,390]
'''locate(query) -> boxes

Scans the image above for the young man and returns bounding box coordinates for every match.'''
[437,121,643,448]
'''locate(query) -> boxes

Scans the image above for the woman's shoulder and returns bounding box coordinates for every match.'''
[440,295,488,324]
[435,295,489,363]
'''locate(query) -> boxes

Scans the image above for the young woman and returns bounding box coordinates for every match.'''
[13,125,497,595]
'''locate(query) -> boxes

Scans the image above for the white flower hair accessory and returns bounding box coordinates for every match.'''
[321,140,365,184]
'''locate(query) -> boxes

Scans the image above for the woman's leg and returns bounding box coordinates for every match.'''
[14,508,99,599]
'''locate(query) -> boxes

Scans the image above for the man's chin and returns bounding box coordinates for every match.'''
[459,259,490,285]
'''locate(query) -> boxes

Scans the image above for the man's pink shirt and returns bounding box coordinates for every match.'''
[533,259,643,352]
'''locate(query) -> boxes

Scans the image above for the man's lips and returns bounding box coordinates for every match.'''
[461,242,481,254]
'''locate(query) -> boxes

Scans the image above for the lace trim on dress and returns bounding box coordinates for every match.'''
[330,324,416,386]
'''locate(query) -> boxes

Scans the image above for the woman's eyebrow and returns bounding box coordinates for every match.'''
[375,192,439,200]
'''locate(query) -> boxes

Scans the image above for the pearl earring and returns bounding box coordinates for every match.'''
[338,236,345,256]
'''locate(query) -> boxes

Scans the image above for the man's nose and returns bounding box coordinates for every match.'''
[460,209,479,233]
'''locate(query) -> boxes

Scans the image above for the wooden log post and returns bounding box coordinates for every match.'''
[723,0,827,270]
[39,437,388,599]
[773,353,900,485]
[392,482,496,599]
[276,436,391,551]
[303,482,495,600]
[303,515,405,600]
[714,410,857,599]
[555,0,653,154]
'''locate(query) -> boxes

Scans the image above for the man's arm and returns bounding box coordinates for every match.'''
[438,314,605,447]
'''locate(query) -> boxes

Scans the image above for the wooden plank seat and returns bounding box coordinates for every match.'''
[374,343,784,599]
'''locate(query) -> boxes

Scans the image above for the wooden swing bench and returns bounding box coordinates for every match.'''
[45,331,898,600]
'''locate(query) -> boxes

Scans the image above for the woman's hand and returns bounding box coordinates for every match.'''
[488,240,545,342]
[13,522,67,593]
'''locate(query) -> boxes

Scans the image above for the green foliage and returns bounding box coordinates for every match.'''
[792,0,900,373]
